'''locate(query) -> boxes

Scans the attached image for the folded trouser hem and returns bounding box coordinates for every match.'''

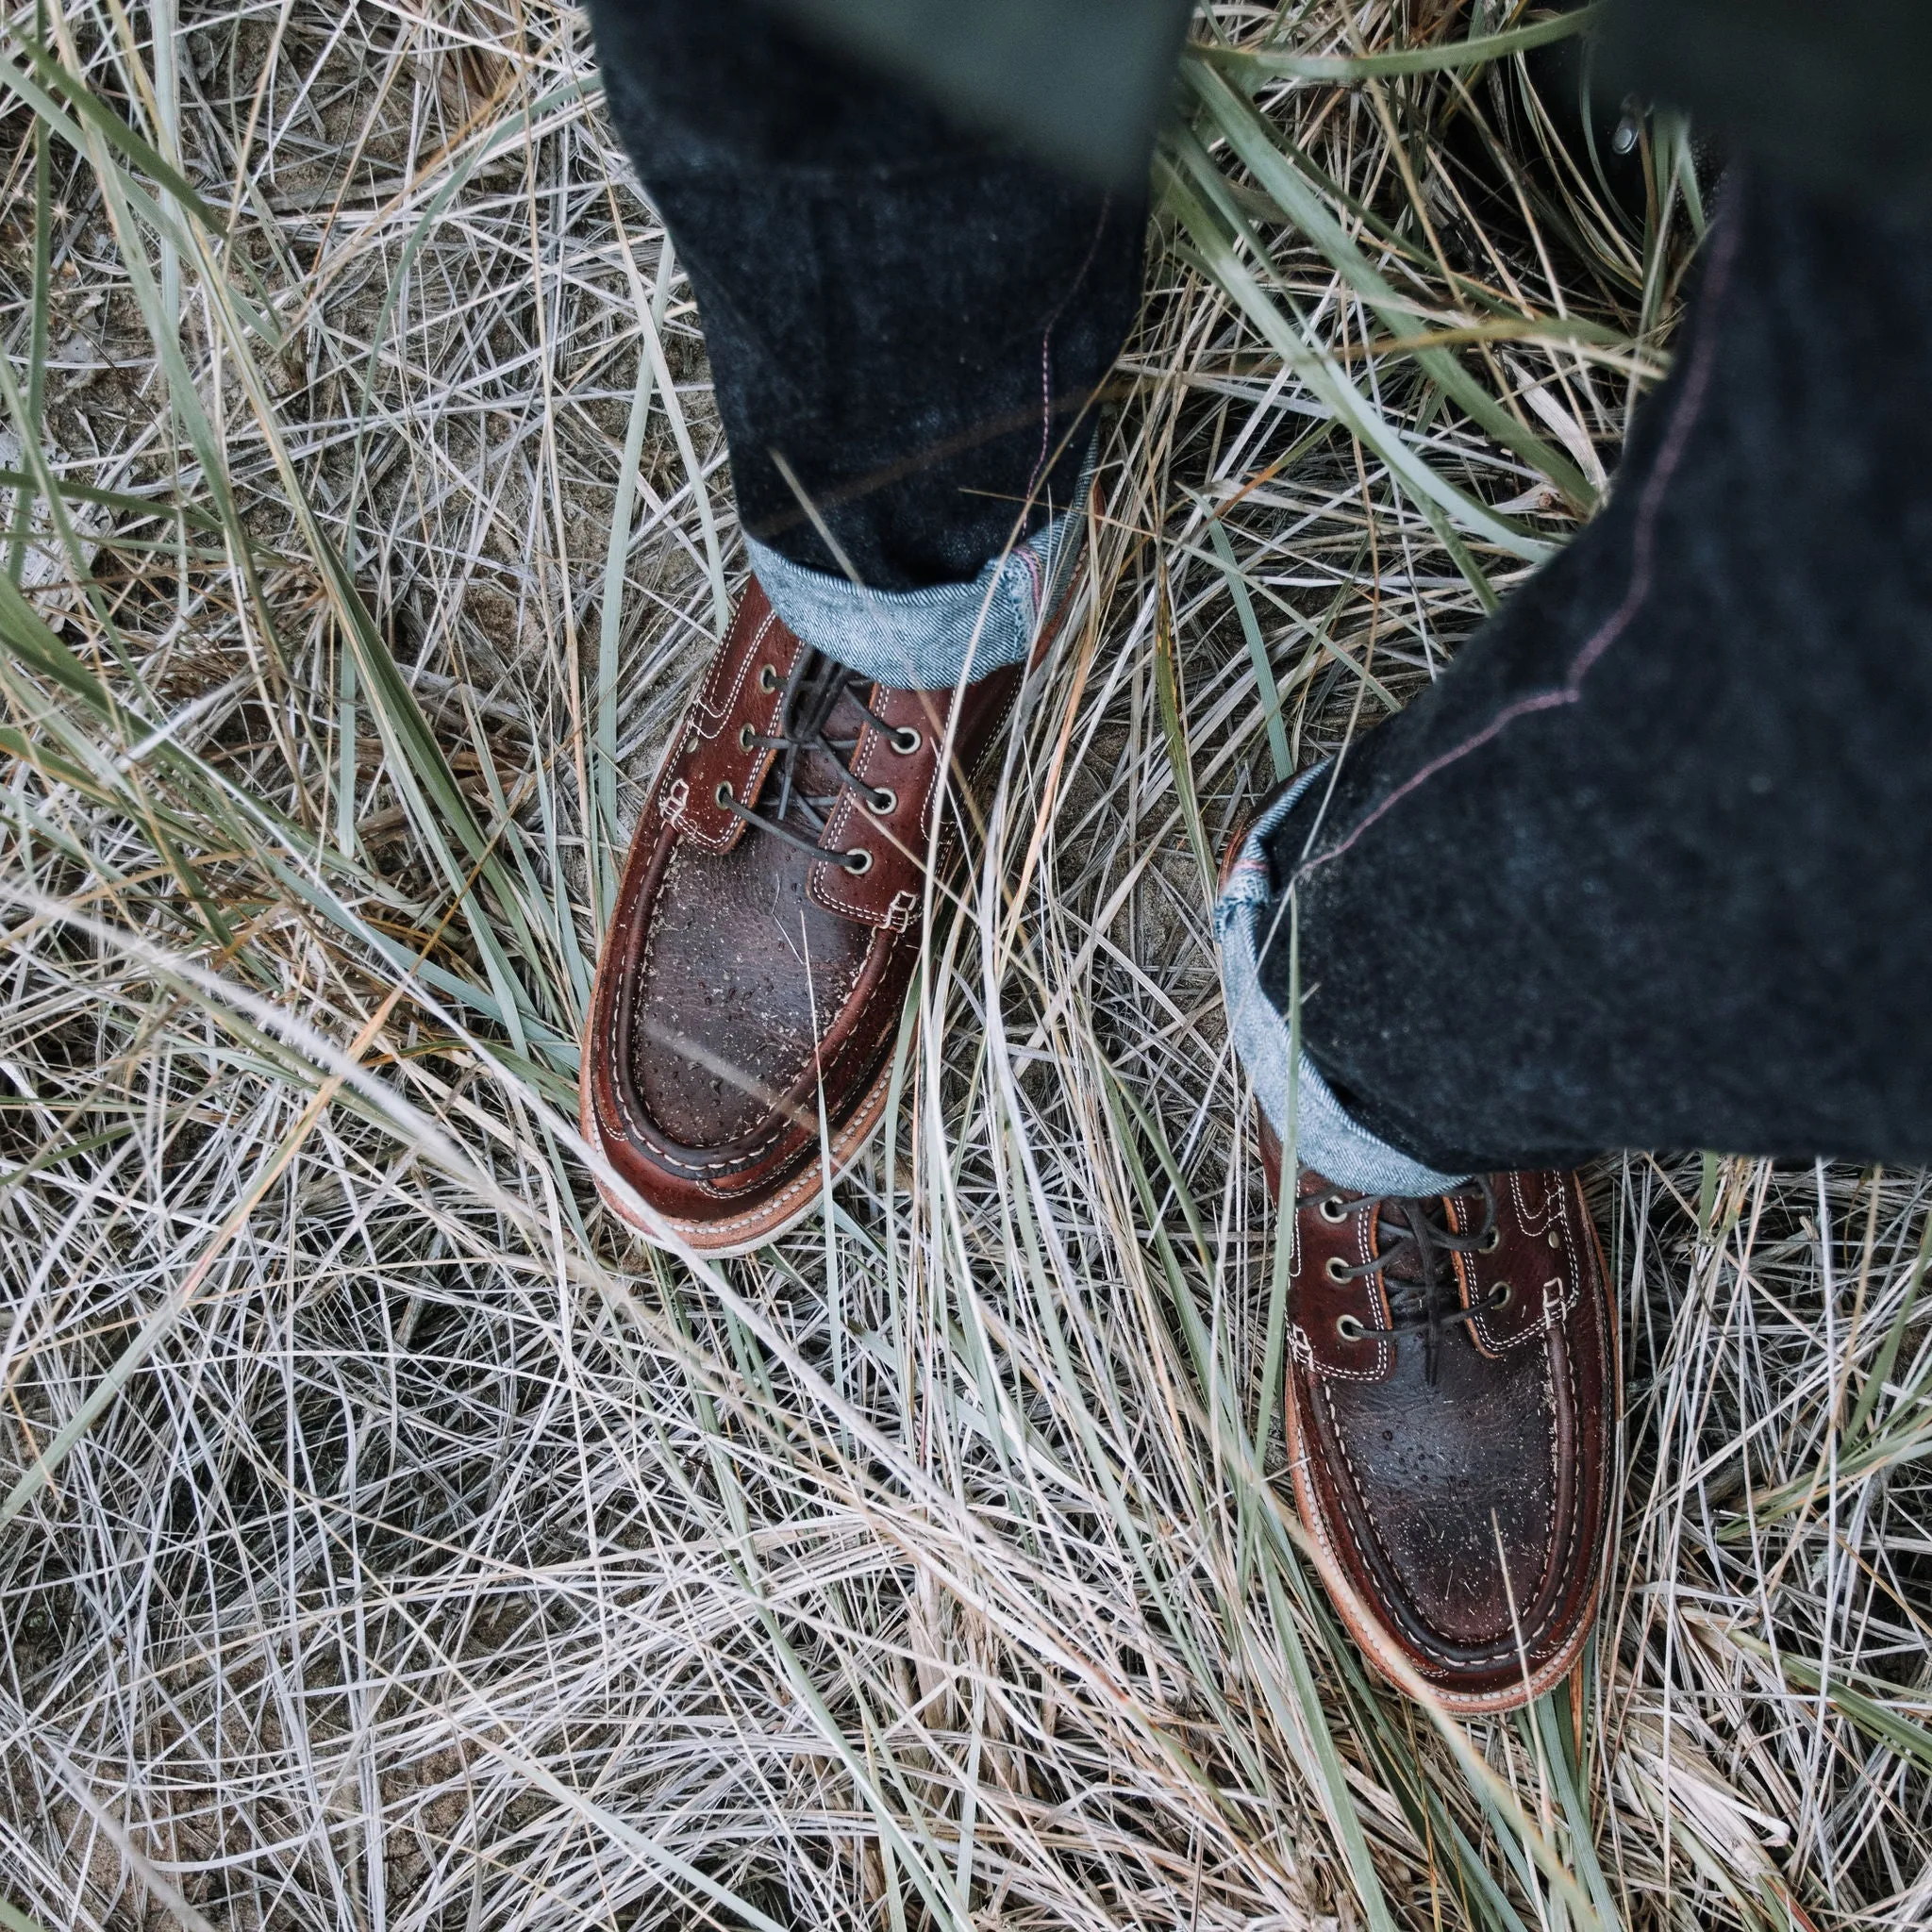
[744,447,1093,691]
[1215,766,1475,1197]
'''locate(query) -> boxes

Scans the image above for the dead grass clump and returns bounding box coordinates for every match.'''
[2,3,1927,1928]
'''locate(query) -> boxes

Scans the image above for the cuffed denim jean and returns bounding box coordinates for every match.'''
[588,1,1932,1182]
[1257,171,1932,1176]
[585,0,1142,688]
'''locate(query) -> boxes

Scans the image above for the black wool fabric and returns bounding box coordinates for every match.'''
[1259,170,1932,1173]
[585,0,1146,592]
[584,0,1932,1172]
[1603,0,1932,200]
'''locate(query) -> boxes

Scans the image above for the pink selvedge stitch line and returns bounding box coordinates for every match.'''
[1022,195,1114,508]
[1020,542,1043,619]
[1294,210,1744,886]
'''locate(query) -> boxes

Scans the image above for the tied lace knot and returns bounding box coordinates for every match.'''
[1320,1177,1503,1385]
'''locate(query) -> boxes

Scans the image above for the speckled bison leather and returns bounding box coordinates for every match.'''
[584,578,1023,1243]
[1259,1118,1616,1711]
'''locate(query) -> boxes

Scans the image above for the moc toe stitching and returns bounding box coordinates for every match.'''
[604,837,808,1176]
[651,1079,893,1240]
[583,572,1058,1249]
[1309,1347,1571,1671]
[1220,804,1616,1711]
[619,880,890,1182]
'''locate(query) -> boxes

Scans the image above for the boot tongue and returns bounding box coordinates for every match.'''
[769,660,874,831]
[1374,1200,1476,1341]
[1374,1199,1436,1290]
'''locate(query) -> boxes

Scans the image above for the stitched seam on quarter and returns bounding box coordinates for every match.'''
[667,624,792,851]
[663,796,741,855]
[1299,1333,1382,1383]
[1553,1179,1585,1324]
[1362,1199,1393,1380]
[815,836,885,920]
[969,685,1021,792]
[816,708,911,921]
[691,608,776,740]
[813,674,1009,924]
[1475,1172,1583,1350]
[1510,1169,1557,1236]
[1299,1201,1391,1383]
[1299,1349,1376,1384]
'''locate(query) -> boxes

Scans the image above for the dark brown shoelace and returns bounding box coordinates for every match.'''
[714,649,913,874]
[1318,1177,1502,1384]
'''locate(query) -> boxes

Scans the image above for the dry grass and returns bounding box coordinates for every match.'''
[2,2,1929,1927]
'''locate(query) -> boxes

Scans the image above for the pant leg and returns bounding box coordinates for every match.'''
[1251,168,1932,1174]
[584,0,1145,608]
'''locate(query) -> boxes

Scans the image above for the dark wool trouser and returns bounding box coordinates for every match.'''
[586,0,1932,1174]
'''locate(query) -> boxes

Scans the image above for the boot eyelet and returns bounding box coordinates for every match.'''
[714,782,733,807]
[1490,1282,1513,1310]
[868,786,897,816]
[758,664,778,692]
[891,725,922,756]
[843,847,873,874]
[1324,1256,1350,1283]
[1478,1226,1501,1253]
[1318,1194,1349,1223]
[738,723,757,751]
[1335,1314,1365,1342]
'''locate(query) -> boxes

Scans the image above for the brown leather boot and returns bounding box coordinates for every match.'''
[1220,781,1619,1714]
[1256,1112,1618,1713]
[582,578,1029,1255]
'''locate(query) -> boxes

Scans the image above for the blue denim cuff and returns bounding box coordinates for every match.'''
[743,448,1094,691]
[1215,766,1474,1196]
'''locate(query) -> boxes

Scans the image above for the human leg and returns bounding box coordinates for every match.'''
[579,2,1150,1249]
[1240,169,1932,1180]
[585,0,1144,678]
[1217,164,1932,1708]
